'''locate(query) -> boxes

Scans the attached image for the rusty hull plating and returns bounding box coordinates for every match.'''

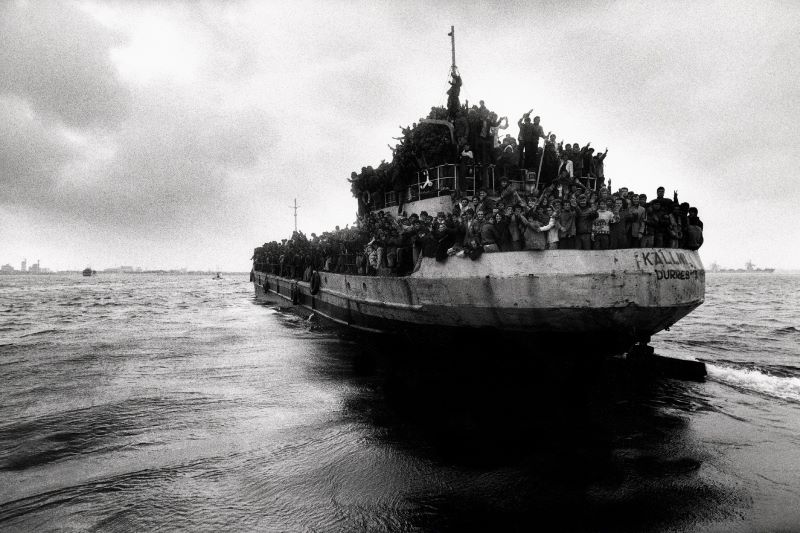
[254,248,704,356]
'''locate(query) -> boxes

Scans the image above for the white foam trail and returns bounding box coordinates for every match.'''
[707,364,800,402]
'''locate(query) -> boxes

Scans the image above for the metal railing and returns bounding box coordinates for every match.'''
[381,164,602,207]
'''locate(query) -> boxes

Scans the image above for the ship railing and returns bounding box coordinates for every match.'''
[325,252,357,275]
[416,164,459,199]
[384,191,398,207]
[383,165,601,209]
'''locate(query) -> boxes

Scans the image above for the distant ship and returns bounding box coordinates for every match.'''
[213,272,222,280]
[709,261,774,273]
[82,267,95,277]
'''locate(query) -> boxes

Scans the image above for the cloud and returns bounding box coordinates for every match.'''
[0,0,130,128]
[1,0,799,270]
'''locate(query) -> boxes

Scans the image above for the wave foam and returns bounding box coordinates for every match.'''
[707,364,800,402]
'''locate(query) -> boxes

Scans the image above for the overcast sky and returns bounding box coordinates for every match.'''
[1,0,799,271]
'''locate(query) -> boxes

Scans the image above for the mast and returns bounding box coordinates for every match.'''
[289,198,300,232]
[448,26,456,69]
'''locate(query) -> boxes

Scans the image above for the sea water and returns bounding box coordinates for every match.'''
[1,273,799,532]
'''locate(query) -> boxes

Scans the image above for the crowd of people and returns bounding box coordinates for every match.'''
[252,183,704,279]
[254,71,704,279]
[351,68,613,208]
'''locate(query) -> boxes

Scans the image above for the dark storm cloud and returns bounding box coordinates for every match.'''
[0,1,130,128]
[0,1,279,239]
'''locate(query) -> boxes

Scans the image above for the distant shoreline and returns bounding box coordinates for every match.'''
[0,271,251,276]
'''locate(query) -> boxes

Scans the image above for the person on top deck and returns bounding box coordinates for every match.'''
[583,146,595,177]
[593,148,608,187]
[570,143,584,177]
[517,112,546,169]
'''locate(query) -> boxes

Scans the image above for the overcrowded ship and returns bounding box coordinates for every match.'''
[251,28,705,357]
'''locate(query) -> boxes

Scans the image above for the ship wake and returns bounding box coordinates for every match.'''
[706,364,800,403]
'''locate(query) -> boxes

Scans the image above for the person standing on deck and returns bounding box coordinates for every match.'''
[591,199,616,250]
[629,194,647,248]
[517,112,546,169]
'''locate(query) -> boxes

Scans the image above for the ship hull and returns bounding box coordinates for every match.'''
[253,249,704,355]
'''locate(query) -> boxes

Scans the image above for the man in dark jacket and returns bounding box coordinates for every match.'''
[574,195,598,250]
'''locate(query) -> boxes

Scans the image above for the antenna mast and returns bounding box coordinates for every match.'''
[289,198,300,232]
[449,25,456,69]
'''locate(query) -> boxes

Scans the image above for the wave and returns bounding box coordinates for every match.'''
[707,364,800,402]
[773,326,799,335]
[19,329,60,338]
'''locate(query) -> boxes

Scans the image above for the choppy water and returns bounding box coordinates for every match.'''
[1,273,799,532]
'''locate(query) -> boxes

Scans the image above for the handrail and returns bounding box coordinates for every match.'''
[379,163,601,210]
